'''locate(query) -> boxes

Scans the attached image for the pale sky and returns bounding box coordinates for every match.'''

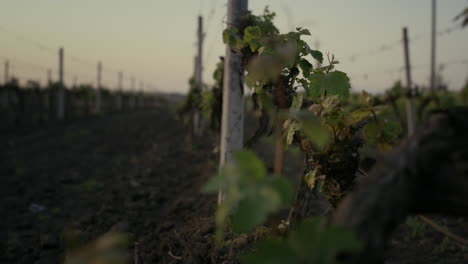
[1,0,467,94]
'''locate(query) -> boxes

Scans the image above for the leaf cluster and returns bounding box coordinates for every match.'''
[242,217,362,264]
[204,150,293,242]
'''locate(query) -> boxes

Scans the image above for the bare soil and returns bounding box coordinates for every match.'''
[0,105,467,264]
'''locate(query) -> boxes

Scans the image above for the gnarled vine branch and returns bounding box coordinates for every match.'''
[333,107,468,264]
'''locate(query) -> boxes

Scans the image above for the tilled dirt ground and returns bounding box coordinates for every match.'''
[0,108,217,264]
[1,105,467,264]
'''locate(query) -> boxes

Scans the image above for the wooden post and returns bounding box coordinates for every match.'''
[47,69,52,85]
[131,76,136,110]
[96,61,102,114]
[430,0,437,92]
[193,16,204,136]
[403,27,416,136]
[2,60,9,108]
[57,47,65,120]
[193,55,201,136]
[47,68,53,120]
[197,16,203,91]
[117,71,123,111]
[139,81,144,109]
[4,60,9,84]
[219,0,248,203]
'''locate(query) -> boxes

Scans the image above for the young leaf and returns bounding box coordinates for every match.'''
[347,109,372,125]
[244,26,263,52]
[326,71,351,98]
[307,72,327,98]
[296,27,311,36]
[244,26,262,41]
[232,197,269,233]
[243,217,363,264]
[310,50,324,64]
[223,27,239,47]
[267,177,293,205]
[286,120,301,145]
[298,59,313,78]
[301,115,331,150]
[291,94,304,112]
[235,150,267,180]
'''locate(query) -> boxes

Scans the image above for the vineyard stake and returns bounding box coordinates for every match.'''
[117,71,123,111]
[194,16,205,136]
[47,68,52,84]
[4,60,9,85]
[430,0,437,92]
[193,55,201,136]
[131,76,136,110]
[57,47,65,120]
[96,61,102,114]
[402,27,416,135]
[139,81,145,108]
[219,0,248,203]
[2,60,9,108]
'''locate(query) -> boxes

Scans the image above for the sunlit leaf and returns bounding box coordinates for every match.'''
[223,27,239,47]
[347,109,371,125]
[291,94,304,112]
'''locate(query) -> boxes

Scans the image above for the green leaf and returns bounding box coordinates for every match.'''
[244,26,262,41]
[304,169,317,190]
[298,79,309,90]
[307,71,351,99]
[310,50,324,64]
[267,177,293,204]
[244,217,363,264]
[285,119,301,145]
[285,31,300,41]
[321,225,363,256]
[326,71,351,98]
[258,46,266,55]
[291,94,303,112]
[298,59,313,78]
[296,27,311,36]
[232,197,268,233]
[347,109,372,125]
[249,39,261,52]
[215,202,232,242]
[235,150,267,180]
[202,171,223,193]
[244,26,262,52]
[299,40,312,55]
[307,72,326,98]
[223,27,239,47]
[245,71,257,88]
[287,217,325,256]
[363,121,379,143]
[301,115,331,150]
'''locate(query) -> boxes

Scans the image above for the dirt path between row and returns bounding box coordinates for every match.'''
[0,107,217,264]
